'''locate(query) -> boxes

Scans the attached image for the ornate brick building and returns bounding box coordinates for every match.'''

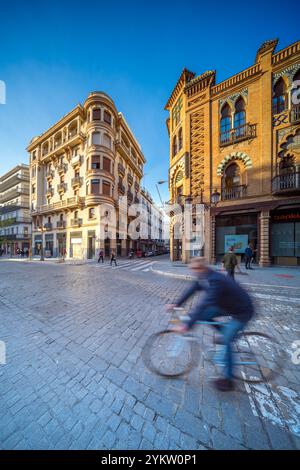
[165,39,300,266]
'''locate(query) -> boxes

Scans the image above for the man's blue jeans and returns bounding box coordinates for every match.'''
[188,307,245,380]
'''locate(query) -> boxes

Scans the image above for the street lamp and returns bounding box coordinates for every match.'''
[156,180,168,206]
[211,189,221,206]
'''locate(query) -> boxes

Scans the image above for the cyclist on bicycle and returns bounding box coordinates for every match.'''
[166,257,255,391]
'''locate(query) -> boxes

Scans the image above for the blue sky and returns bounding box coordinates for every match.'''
[0,0,299,203]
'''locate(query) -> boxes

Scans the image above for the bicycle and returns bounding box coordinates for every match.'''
[142,308,285,384]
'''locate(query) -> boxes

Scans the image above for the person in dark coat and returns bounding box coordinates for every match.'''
[166,257,255,392]
[110,251,117,266]
[245,244,253,269]
[98,249,104,263]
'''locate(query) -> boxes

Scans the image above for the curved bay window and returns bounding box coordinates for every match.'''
[272,78,287,114]
[92,108,101,121]
[234,97,246,136]
[220,103,232,144]
[222,162,246,200]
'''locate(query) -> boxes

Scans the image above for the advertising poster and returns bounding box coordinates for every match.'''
[224,234,248,253]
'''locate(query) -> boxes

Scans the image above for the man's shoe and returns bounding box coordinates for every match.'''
[213,378,235,392]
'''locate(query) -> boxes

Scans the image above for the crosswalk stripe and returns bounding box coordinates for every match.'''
[95,259,155,272]
[131,262,154,271]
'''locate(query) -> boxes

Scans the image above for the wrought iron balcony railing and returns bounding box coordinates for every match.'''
[221,185,247,201]
[272,172,300,194]
[220,123,257,146]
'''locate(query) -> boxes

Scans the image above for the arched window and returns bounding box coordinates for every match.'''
[178,128,183,151]
[172,136,177,157]
[220,103,232,143]
[223,162,241,189]
[279,156,295,175]
[175,170,183,184]
[273,78,287,114]
[92,108,101,121]
[293,69,300,84]
[234,98,246,135]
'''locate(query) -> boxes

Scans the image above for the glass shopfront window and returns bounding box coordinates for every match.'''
[271,210,300,263]
[215,213,258,261]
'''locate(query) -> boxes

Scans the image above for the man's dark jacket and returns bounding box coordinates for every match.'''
[176,268,254,328]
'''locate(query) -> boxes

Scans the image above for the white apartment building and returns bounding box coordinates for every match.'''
[0,164,31,255]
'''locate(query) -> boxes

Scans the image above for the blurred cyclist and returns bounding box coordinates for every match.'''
[166,257,255,391]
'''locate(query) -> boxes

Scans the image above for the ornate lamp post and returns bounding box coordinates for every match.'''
[211,188,221,206]
[38,225,46,261]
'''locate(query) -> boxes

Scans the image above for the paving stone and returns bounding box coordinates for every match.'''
[0,261,299,450]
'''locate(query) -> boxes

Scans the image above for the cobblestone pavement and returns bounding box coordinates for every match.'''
[0,260,299,450]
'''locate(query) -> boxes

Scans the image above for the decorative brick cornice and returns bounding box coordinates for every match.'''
[211,64,261,97]
[255,39,278,62]
[165,68,195,110]
[184,71,215,98]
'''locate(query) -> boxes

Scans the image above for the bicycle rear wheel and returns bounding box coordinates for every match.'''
[232,331,285,383]
[142,330,200,378]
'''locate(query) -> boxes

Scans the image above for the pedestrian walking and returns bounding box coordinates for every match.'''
[222,246,238,279]
[98,249,104,263]
[110,251,117,266]
[245,243,254,270]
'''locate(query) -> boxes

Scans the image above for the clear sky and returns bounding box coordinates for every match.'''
[0,0,299,203]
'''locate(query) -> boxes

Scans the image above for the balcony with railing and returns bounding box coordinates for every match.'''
[58,163,67,175]
[44,222,53,231]
[127,174,133,185]
[71,155,81,168]
[46,169,54,180]
[71,218,82,227]
[57,220,66,229]
[46,187,54,198]
[221,185,247,201]
[127,191,133,204]
[57,183,67,193]
[31,196,84,215]
[118,163,125,176]
[71,176,83,188]
[272,172,300,194]
[220,123,257,147]
[134,196,140,204]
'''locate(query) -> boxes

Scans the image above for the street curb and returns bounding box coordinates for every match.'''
[151,266,195,280]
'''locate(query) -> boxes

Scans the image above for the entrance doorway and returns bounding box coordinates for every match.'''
[88,236,95,259]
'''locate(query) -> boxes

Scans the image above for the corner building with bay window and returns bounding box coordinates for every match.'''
[166,39,300,266]
[28,91,145,259]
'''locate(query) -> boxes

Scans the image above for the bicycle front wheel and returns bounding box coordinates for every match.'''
[142,330,200,378]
